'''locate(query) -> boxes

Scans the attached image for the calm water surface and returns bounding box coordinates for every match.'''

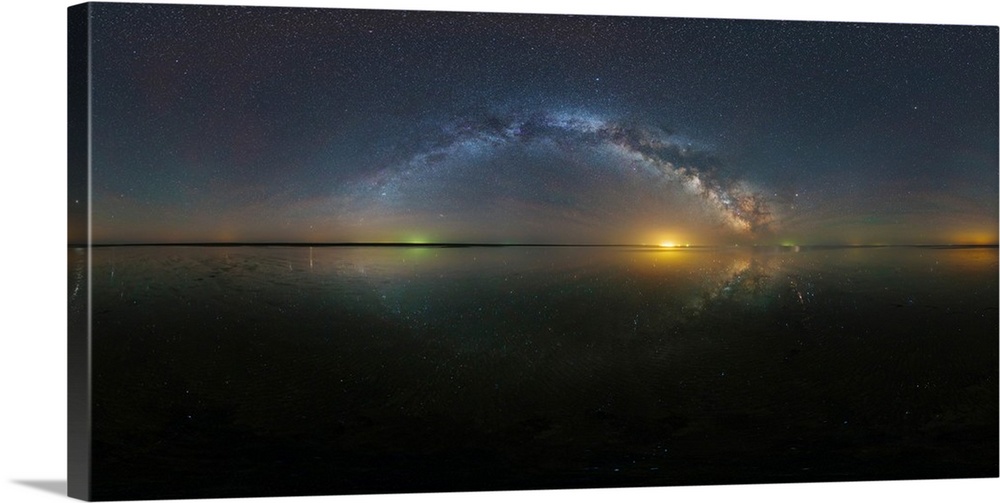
[73,245,998,499]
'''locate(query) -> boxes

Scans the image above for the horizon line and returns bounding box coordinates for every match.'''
[69,241,1000,249]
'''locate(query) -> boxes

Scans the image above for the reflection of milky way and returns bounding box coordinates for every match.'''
[354,110,775,235]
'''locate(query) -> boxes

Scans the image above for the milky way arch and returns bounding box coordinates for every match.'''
[359,110,775,235]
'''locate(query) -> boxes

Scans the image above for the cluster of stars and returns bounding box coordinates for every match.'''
[79,3,997,245]
[349,110,776,236]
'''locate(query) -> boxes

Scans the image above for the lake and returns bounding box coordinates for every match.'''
[71,244,998,500]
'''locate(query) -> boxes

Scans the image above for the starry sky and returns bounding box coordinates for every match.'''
[75,2,998,245]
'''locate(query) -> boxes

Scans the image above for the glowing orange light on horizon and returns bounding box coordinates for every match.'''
[952,231,999,246]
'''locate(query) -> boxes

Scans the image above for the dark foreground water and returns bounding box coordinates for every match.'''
[72,245,998,500]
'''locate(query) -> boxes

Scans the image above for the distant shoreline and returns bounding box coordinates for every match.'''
[69,242,1000,249]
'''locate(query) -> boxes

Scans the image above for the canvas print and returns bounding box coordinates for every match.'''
[67,2,998,501]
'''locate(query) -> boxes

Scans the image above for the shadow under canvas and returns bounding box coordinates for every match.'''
[12,480,68,497]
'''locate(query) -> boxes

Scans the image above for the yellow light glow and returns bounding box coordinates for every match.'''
[659,241,676,248]
[950,231,999,245]
[403,234,429,244]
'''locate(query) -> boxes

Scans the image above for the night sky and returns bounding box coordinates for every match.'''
[77,3,998,245]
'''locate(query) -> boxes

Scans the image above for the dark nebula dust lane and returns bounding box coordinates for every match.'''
[79,4,998,245]
[349,110,776,235]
